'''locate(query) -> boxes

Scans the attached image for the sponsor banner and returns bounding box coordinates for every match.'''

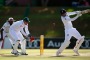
[26,38,90,49]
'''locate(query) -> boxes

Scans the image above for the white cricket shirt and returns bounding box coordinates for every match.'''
[10,20,30,36]
[61,11,81,30]
[2,22,11,33]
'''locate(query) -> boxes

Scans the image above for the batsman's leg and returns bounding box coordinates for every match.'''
[72,28,85,55]
[56,30,71,56]
[56,40,70,56]
[73,36,85,55]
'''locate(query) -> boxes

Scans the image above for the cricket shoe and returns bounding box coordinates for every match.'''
[13,52,19,56]
[73,49,80,56]
[56,51,61,56]
[11,50,19,54]
[20,53,28,55]
[14,52,19,56]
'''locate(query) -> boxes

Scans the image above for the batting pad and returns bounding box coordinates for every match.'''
[74,36,85,51]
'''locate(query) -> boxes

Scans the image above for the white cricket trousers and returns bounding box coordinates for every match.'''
[65,28,82,41]
[56,28,83,55]
[9,29,24,42]
[9,29,26,53]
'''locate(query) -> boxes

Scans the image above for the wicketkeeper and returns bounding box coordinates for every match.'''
[9,17,34,55]
[56,9,85,56]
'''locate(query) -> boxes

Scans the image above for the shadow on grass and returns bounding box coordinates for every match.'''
[50,55,80,58]
[0,54,18,57]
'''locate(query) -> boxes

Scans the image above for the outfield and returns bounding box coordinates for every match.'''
[0,49,90,60]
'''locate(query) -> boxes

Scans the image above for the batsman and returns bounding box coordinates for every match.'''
[56,9,86,56]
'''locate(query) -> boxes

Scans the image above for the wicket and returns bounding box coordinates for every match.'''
[40,35,44,55]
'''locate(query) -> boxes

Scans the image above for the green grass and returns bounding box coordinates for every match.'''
[0,49,90,60]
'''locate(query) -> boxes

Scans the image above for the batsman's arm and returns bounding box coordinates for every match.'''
[63,14,80,21]
[67,11,81,16]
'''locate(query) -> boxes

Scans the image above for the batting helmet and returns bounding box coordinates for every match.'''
[60,9,66,14]
[23,17,30,22]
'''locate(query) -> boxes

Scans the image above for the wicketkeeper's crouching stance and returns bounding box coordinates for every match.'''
[9,17,34,55]
[56,9,85,56]
[0,17,14,49]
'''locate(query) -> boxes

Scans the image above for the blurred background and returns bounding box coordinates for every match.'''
[0,0,90,38]
[0,0,90,49]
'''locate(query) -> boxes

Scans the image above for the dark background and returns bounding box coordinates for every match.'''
[0,0,90,6]
[0,0,90,38]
